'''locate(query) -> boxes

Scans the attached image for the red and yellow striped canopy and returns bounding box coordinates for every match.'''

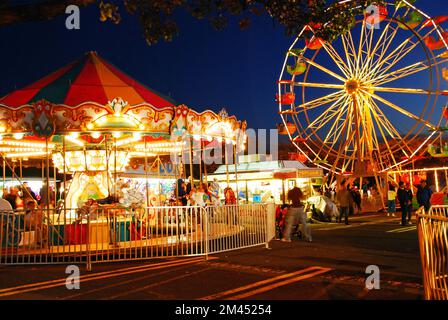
[0,51,176,108]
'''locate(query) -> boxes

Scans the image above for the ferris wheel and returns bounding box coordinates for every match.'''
[278,0,448,179]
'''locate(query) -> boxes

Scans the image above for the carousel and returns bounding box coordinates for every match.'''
[0,52,247,253]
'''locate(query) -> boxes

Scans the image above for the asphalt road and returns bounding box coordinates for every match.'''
[0,213,423,300]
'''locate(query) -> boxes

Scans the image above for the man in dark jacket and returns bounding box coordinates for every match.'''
[405,183,413,224]
[397,182,409,226]
[417,180,432,212]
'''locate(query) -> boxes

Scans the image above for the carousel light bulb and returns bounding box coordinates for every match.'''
[91,132,101,139]
[13,133,24,140]
[70,132,80,138]
[133,132,142,139]
[87,123,94,130]
[112,132,122,138]
[0,126,5,133]
[139,124,145,130]
[206,136,213,142]
[193,135,201,141]
[217,137,223,143]
[0,135,3,141]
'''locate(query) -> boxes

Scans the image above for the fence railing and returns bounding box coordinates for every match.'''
[416,206,448,300]
[0,203,274,269]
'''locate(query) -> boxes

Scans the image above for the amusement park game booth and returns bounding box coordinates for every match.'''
[208,154,324,204]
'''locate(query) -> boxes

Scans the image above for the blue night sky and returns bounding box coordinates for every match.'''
[0,1,446,132]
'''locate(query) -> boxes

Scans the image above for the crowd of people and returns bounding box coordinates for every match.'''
[176,178,236,207]
[1,182,55,211]
[0,183,52,247]
[387,180,432,226]
[277,177,431,243]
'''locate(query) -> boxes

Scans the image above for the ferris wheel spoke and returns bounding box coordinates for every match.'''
[301,56,346,82]
[359,94,402,167]
[361,93,413,156]
[373,24,439,79]
[320,99,353,161]
[331,123,357,173]
[347,27,359,75]
[358,22,378,78]
[353,94,374,160]
[306,94,348,132]
[360,23,400,81]
[371,55,448,86]
[293,82,345,90]
[286,91,344,114]
[369,86,448,95]
[341,32,357,74]
[313,99,350,161]
[356,19,368,77]
[365,91,436,130]
[321,42,352,77]
[370,35,419,80]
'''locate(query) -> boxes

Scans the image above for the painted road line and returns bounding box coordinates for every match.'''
[0,256,203,294]
[105,268,212,299]
[62,264,197,300]
[0,257,213,298]
[315,218,394,231]
[387,226,417,233]
[226,268,332,300]
[200,266,332,300]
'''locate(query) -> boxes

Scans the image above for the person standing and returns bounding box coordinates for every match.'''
[282,185,311,242]
[362,180,369,198]
[351,186,362,215]
[178,182,188,206]
[336,182,352,225]
[417,180,432,212]
[405,183,413,224]
[387,184,397,217]
[397,181,409,226]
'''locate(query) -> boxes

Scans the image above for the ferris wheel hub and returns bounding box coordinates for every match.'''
[345,79,361,95]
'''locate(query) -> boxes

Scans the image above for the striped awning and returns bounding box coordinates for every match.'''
[0,51,176,108]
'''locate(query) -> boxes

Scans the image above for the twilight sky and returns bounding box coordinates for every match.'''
[0,1,446,132]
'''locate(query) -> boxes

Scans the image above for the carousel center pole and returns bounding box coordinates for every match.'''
[2,156,5,194]
[19,158,22,181]
[45,137,50,257]
[62,135,67,222]
[105,137,110,197]
[144,137,149,207]
[114,136,117,199]
[198,138,202,184]
[233,143,238,204]
[203,140,208,185]
[224,134,229,188]
[189,136,194,187]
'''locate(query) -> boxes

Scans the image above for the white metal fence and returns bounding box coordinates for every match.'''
[416,206,448,300]
[0,203,274,269]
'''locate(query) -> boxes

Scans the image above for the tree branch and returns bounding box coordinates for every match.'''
[0,0,97,26]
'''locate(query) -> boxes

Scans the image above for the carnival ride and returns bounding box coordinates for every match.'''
[277,0,448,191]
[0,52,247,213]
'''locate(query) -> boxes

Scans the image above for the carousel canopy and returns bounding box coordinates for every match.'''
[0,51,176,108]
[0,52,247,172]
